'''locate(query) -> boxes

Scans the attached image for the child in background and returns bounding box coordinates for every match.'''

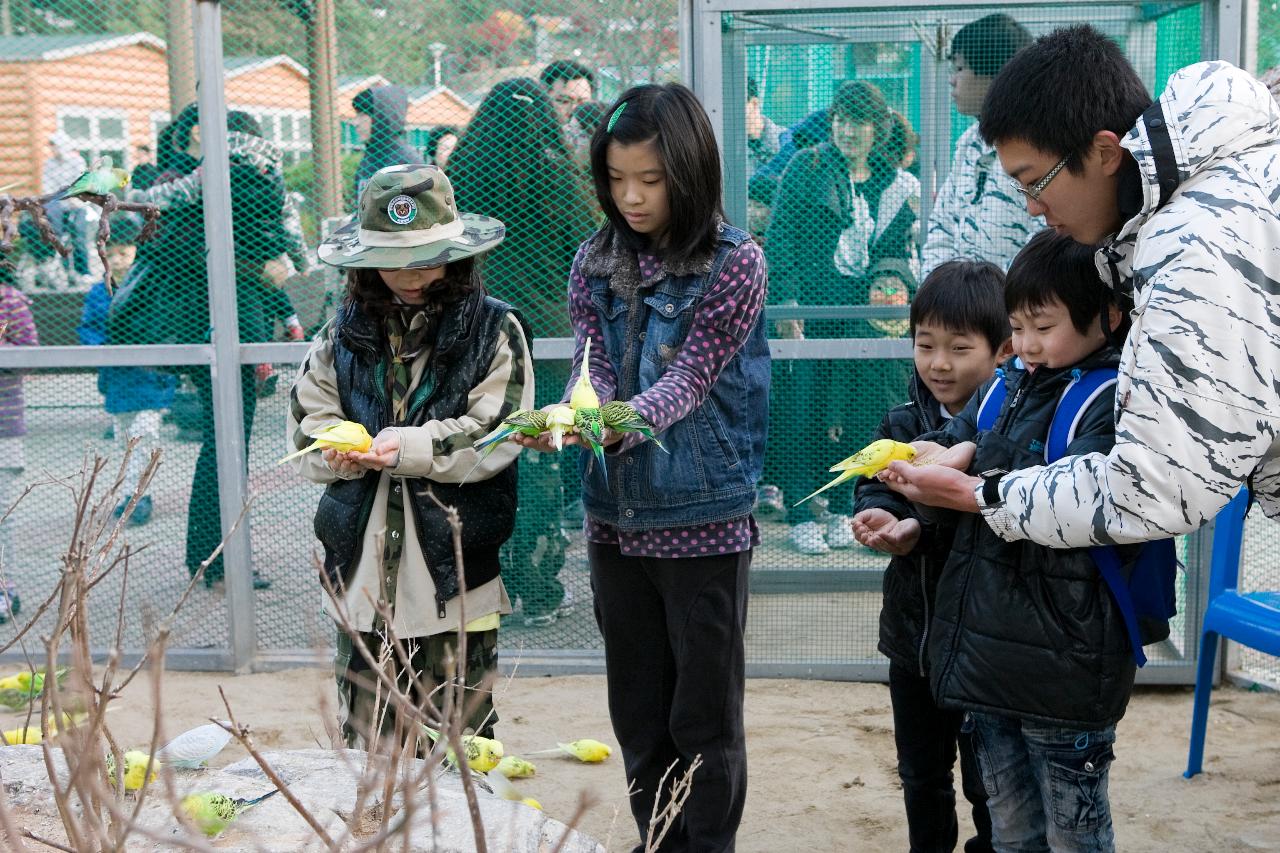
[853,260,1011,853]
[291,165,532,746]
[900,231,1138,851]
[518,83,770,852]
[0,255,39,621]
[78,213,176,525]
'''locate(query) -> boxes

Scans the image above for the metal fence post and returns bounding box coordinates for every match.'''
[194,0,258,673]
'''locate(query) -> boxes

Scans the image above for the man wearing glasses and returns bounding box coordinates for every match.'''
[885,26,1280,555]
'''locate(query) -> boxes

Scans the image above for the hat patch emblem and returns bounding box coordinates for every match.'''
[388,195,417,226]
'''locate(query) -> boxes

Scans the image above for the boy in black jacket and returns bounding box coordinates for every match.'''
[902,231,1136,852]
[854,261,1012,853]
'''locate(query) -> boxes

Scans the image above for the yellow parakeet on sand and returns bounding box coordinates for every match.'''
[528,737,612,763]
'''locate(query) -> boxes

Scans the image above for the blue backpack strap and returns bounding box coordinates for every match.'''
[1047,366,1173,668]
[1087,545,1150,667]
[1045,368,1118,461]
[975,371,1008,432]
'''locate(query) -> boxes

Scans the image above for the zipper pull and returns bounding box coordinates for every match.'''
[437,594,447,619]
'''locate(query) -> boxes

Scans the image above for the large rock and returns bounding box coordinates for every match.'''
[0,746,604,852]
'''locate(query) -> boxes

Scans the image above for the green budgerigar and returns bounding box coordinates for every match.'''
[601,400,666,451]
[473,409,548,454]
[180,790,278,837]
[55,156,130,200]
[463,408,550,483]
[570,337,607,478]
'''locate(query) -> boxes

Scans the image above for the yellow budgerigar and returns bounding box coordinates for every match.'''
[278,420,372,464]
[529,737,612,763]
[793,439,917,507]
[106,750,160,791]
[0,670,39,692]
[2,725,44,745]
[181,790,278,837]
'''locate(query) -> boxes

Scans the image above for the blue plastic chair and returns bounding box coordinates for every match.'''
[1185,489,1277,778]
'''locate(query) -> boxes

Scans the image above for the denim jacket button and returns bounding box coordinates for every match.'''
[624,509,635,518]
[664,303,675,314]
[638,332,646,341]
[626,456,634,465]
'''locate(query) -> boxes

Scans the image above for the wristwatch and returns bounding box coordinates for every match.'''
[979,470,1006,508]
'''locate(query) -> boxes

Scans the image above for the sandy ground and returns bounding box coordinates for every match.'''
[7,670,1277,852]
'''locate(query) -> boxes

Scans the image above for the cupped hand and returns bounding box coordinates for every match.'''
[851,508,922,556]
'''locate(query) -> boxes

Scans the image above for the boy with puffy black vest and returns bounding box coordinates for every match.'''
[909,230,1140,852]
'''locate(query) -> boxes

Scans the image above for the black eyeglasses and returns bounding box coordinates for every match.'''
[1009,154,1070,201]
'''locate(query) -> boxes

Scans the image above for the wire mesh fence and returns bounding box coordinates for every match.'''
[0,0,1270,685]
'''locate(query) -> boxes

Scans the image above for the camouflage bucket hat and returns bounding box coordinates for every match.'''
[317,164,505,269]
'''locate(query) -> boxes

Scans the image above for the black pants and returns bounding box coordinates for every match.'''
[589,542,750,853]
[186,366,257,579]
[889,662,994,853]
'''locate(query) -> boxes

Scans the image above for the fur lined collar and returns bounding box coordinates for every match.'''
[578,222,724,297]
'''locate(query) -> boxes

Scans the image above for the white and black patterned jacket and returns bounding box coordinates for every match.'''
[983,61,1280,546]
[921,123,1043,274]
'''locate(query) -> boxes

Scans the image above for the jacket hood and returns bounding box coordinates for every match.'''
[1117,61,1280,241]
[353,85,409,139]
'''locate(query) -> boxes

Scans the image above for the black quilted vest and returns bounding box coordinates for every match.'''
[312,289,524,615]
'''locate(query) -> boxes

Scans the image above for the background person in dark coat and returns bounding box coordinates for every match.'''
[351,84,424,200]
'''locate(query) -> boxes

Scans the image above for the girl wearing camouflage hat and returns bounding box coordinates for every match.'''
[288,164,533,747]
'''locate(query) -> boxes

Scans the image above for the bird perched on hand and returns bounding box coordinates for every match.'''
[546,405,576,452]
[793,439,917,507]
[55,156,130,200]
[473,409,549,455]
[463,409,549,483]
[601,400,665,450]
[278,420,373,463]
[570,337,607,476]
[157,722,233,769]
[180,790,278,837]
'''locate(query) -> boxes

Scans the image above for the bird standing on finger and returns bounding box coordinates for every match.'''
[570,337,607,479]
[279,421,373,463]
[601,400,665,450]
[794,439,918,507]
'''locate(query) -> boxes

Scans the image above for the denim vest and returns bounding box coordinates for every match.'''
[576,224,770,529]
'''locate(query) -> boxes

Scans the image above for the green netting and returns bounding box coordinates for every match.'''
[0,0,1270,682]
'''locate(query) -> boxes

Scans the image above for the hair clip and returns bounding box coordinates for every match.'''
[511,93,533,103]
[607,101,628,132]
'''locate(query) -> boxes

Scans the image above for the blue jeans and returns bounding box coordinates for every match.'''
[967,714,1116,853]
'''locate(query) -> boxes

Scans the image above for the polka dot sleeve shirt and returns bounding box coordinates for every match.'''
[566,240,768,558]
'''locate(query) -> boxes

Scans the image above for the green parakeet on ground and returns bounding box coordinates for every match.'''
[180,790,278,837]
